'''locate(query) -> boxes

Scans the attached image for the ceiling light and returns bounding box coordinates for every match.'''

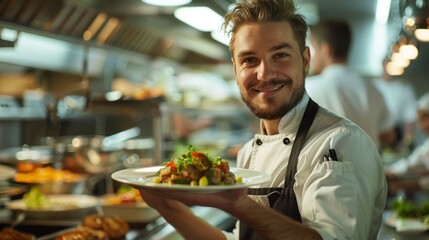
[415,28,429,41]
[142,0,191,7]
[386,61,404,76]
[174,7,223,32]
[391,52,410,68]
[399,43,419,59]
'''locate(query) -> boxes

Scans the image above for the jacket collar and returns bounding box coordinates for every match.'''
[260,92,310,135]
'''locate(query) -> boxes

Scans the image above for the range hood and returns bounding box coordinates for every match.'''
[0,0,233,75]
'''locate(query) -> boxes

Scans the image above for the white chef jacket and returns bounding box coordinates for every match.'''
[222,93,387,240]
[387,139,429,185]
[373,78,417,126]
[306,64,395,149]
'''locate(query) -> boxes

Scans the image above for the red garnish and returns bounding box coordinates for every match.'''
[120,198,136,204]
[165,160,177,172]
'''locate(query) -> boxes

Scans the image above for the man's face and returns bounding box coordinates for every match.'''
[231,22,310,120]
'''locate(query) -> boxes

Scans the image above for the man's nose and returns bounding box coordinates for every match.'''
[257,61,277,81]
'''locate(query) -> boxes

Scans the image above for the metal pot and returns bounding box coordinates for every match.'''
[55,135,127,175]
[53,127,141,175]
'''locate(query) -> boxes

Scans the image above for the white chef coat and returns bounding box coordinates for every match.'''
[306,64,395,149]
[373,78,417,126]
[387,139,429,182]
[222,93,387,240]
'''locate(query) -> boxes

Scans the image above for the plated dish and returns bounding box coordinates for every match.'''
[6,194,98,219]
[384,210,429,234]
[111,166,271,193]
[99,197,160,223]
[99,186,160,223]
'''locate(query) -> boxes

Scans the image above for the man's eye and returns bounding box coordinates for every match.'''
[274,53,289,59]
[243,57,257,63]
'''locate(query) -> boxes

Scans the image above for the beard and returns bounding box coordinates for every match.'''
[240,74,305,120]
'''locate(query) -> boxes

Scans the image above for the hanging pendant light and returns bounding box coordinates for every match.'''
[414,18,429,41]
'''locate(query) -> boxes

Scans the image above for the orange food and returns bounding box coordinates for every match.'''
[14,166,81,183]
[17,161,41,173]
[104,188,143,205]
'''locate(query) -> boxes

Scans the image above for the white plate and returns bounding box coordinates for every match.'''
[111,166,271,193]
[99,194,160,223]
[6,194,98,219]
[384,211,429,233]
[0,164,16,180]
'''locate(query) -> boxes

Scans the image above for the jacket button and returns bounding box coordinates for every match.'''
[256,139,263,145]
[283,138,291,145]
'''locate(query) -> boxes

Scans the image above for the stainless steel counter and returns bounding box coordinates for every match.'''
[378,226,429,240]
[378,214,429,240]
[378,193,429,240]
[0,206,236,240]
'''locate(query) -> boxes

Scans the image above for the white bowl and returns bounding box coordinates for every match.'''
[99,195,160,223]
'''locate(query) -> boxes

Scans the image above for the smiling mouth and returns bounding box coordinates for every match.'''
[254,84,284,93]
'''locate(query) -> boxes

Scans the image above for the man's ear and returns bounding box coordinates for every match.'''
[303,47,311,75]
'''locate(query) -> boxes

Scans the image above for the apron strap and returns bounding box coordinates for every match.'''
[239,98,319,240]
[285,98,319,185]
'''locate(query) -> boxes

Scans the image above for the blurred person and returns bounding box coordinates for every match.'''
[374,58,417,150]
[136,1,387,239]
[305,20,396,150]
[385,92,429,193]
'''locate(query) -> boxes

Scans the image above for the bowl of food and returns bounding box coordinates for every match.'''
[6,187,98,219]
[99,185,159,224]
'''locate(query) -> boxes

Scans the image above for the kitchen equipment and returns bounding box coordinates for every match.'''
[50,127,141,175]
[0,145,58,168]
[59,135,126,174]
[10,212,25,229]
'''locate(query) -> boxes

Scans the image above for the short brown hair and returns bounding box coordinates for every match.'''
[310,20,352,61]
[222,0,308,56]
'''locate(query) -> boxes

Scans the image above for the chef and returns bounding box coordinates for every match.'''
[386,92,429,192]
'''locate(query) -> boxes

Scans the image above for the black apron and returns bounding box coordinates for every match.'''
[239,98,319,240]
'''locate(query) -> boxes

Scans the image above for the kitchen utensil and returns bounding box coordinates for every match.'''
[10,212,25,228]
